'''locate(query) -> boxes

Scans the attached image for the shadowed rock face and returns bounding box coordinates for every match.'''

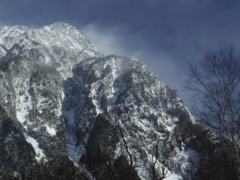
[0,22,236,180]
[0,22,98,179]
[62,55,202,179]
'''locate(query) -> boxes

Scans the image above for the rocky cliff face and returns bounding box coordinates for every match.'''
[0,22,101,179]
[0,22,234,180]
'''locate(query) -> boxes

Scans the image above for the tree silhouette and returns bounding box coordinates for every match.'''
[183,48,240,178]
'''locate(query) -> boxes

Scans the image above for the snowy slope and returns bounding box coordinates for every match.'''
[0,22,227,180]
[0,22,101,179]
[63,55,201,179]
[0,22,103,78]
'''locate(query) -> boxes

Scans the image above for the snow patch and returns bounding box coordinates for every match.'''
[64,108,86,165]
[16,92,32,130]
[164,173,183,180]
[66,143,83,164]
[92,99,104,114]
[25,134,46,162]
[45,125,56,136]
[89,82,104,115]
[180,149,200,174]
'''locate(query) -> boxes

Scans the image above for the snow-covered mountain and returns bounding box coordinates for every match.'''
[0,22,235,180]
[0,22,102,78]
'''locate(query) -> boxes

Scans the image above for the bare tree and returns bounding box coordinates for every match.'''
[183,48,240,178]
[146,135,180,180]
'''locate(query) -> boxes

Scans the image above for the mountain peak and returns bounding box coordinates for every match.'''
[0,22,103,78]
[47,22,75,29]
[42,22,82,36]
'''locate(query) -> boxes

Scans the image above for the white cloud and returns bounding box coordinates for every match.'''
[132,50,185,90]
[80,23,129,56]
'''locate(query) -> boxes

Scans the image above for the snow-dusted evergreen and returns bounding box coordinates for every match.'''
[0,22,233,180]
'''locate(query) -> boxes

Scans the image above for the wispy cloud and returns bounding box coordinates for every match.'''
[80,23,130,56]
[79,23,190,105]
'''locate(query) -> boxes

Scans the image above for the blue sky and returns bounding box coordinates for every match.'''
[1,0,240,107]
